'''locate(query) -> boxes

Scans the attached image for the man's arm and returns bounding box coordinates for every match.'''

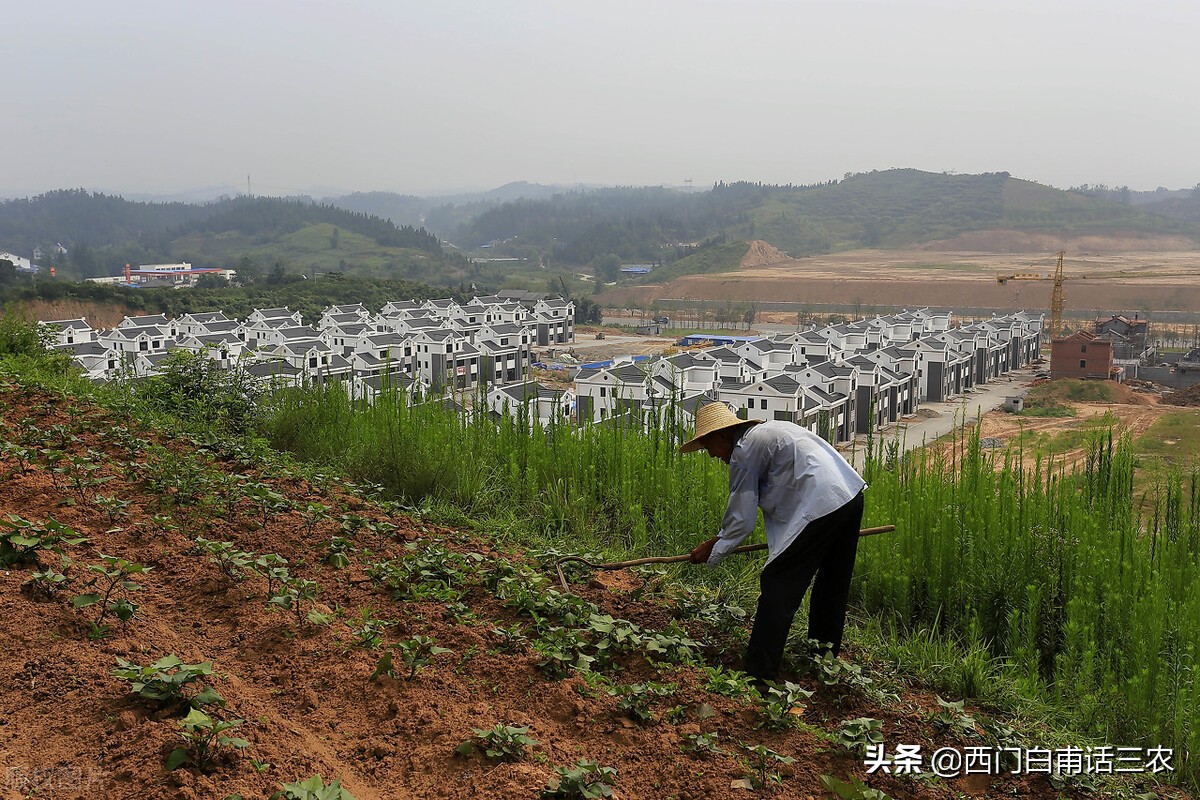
[701,462,760,567]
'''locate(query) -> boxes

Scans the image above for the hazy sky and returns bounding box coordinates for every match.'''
[6,0,1198,198]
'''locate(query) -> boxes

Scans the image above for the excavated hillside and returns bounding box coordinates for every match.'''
[0,379,1185,800]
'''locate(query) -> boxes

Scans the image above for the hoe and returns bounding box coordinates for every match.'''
[553,525,895,591]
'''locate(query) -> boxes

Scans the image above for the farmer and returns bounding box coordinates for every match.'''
[681,401,866,685]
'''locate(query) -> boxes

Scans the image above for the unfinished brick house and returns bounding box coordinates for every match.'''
[1050,331,1118,381]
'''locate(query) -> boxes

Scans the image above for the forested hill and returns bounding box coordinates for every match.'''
[0,191,456,282]
[401,170,1196,270]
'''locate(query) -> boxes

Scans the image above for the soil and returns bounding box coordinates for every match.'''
[599,248,1200,316]
[936,390,1169,475]
[740,241,791,269]
[11,299,140,329]
[1163,385,1200,407]
[0,381,1186,800]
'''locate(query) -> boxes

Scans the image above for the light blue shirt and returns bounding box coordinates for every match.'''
[708,421,867,567]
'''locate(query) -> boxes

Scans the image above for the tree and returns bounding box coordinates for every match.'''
[234,256,262,286]
[194,274,228,289]
[0,259,15,284]
[743,302,757,331]
[590,253,621,283]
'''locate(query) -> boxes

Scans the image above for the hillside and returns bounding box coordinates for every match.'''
[0,193,468,286]
[3,374,1171,799]
[414,171,1196,282]
[4,173,1195,290]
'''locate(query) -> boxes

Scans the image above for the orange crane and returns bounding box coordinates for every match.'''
[996,252,1198,339]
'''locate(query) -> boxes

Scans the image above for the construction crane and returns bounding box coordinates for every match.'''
[996,250,1068,337]
[996,252,1199,339]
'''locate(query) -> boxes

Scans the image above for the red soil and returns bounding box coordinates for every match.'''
[0,382,1184,800]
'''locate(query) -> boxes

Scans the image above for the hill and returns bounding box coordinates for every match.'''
[0,192,469,286]
[423,171,1197,281]
[1,376,1148,800]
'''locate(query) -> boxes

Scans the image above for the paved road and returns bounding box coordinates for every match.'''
[842,367,1038,470]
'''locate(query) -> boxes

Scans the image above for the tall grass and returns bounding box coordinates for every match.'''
[261,381,1199,783]
[859,423,1200,779]
[262,382,772,595]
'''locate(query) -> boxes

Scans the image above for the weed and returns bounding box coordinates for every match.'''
[541,760,618,799]
[165,707,249,772]
[456,723,539,761]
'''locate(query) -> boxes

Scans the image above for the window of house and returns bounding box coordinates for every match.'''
[309,357,318,368]
[1080,344,1087,353]
[1079,360,1087,368]
[139,340,148,351]
[600,387,607,397]
[760,399,767,410]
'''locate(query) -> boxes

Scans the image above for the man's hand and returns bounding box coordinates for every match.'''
[689,537,719,565]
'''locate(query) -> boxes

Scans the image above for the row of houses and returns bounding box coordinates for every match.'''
[572,309,1044,443]
[43,295,576,397]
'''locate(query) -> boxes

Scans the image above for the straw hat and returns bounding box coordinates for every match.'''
[679,402,763,453]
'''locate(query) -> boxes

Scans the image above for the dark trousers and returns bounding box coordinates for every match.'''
[743,490,864,681]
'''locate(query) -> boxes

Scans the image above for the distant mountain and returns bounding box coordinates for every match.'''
[421,170,1197,278]
[0,191,467,285]
[324,182,603,231]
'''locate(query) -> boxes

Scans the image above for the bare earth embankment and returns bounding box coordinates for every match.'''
[601,235,1200,315]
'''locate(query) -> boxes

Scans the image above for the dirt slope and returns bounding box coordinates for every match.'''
[0,382,1180,800]
[740,241,790,269]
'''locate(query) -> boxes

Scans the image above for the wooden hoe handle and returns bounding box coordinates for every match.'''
[553,524,896,590]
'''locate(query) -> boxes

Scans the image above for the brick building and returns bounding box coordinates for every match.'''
[1050,331,1118,380]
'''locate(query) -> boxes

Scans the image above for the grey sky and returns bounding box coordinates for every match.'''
[6,0,1197,198]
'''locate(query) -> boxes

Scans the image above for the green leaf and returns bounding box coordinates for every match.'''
[369,652,395,681]
[454,741,475,757]
[193,687,225,707]
[220,736,251,749]
[165,748,190,770]
[71,593,101,608]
